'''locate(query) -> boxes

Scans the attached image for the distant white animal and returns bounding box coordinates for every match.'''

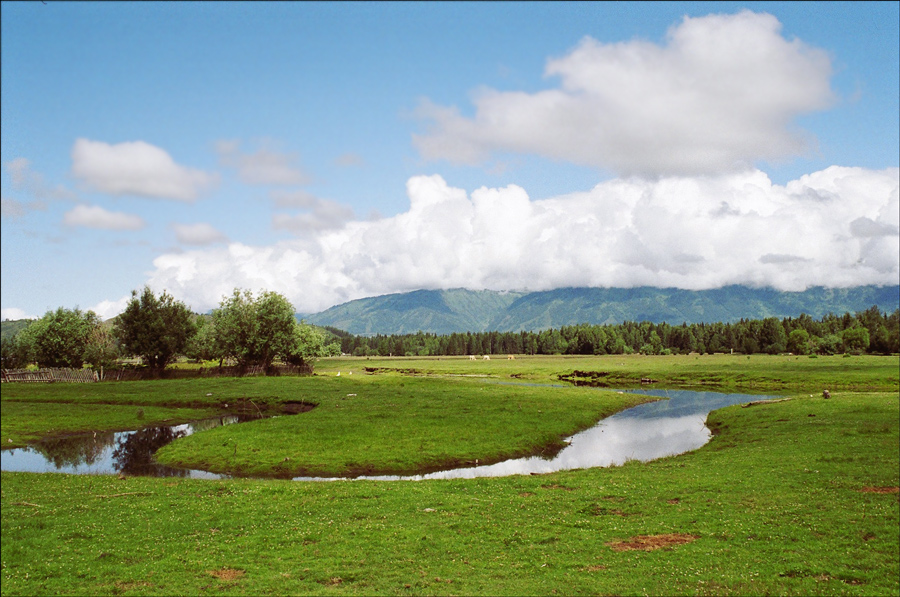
[482,355,490,360]
[469,355,476,360]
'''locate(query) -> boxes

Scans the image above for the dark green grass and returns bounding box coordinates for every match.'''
[2,391,896,596]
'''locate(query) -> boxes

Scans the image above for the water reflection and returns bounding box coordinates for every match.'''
[112,426,190,477]
[2,391,776,481]
[31,431,117,469]
[295,389,775,481]
[0,416,257,478]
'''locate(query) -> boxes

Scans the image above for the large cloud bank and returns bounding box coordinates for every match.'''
[147,166,899,314]
[414,10,834,177]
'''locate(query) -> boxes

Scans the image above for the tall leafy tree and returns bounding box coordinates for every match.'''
[115,287,196,369]
[15,307,100,368]
[212,289,319,369]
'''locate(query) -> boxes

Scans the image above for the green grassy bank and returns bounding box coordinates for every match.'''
[313,353,900,392]
[2,355,898,595]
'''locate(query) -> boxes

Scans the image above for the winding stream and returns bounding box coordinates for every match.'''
[1,389,774,480]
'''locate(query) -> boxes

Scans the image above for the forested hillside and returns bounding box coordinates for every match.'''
[339,306,900,357]
[308,285,900,335]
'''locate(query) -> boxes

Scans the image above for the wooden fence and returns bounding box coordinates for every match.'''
[1,363,314,384]
[1,368,98,383]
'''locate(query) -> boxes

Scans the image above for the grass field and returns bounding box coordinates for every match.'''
[2,354,898,595]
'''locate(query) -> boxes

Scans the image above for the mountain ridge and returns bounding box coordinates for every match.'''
[305,285,900,336]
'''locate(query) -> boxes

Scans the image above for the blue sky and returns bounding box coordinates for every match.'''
[2,1,898,320]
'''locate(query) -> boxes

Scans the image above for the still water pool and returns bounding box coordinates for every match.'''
[1,389,775,480]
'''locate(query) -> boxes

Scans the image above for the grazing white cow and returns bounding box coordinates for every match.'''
[482,355,490,360]
[469,355,477,361]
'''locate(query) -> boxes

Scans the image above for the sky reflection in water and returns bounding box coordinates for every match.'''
[308,389,773,481]
[2,390,774,481]
[0,416,250,479]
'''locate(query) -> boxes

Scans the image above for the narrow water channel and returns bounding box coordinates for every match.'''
[306,389,773,481]
[1,389,774,480]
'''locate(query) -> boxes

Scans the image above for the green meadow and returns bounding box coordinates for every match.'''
[2,354,898,596]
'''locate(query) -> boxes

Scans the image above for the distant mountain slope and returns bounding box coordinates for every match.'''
[306,285,900,335]
[305,289,525,335]
[0,319,31,342]
[491,286,900,331]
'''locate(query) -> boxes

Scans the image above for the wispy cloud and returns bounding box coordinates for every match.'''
[71,139,218,201]
[334,152,366,168]
[215,139,310,185]
[63,204,146,230]
[414,11,834,178]
[172,222,229,246]
[1,195,46,219]
[6,157,75,201]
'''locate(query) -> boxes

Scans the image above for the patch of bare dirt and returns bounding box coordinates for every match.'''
[583,504,632,516]
[540,484,577,491]
[207,568,245,581]
[281,400,317,414]
[112,581,152,591]
[859,486,899,494]
[606,533,700,552]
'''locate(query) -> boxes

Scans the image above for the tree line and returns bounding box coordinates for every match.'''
[332,306,900,357]
[0,287,340,371]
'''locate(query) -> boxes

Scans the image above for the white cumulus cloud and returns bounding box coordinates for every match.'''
[141,167,899,315]
[90,295,132,321]
[71,139,218,201]
[414,10,834,178]
[63,204,146,230]
[1,307,37,321]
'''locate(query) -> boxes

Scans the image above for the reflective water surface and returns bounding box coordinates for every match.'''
[0,415,260,479]
[302,389,775,481]
[1,390,775,480]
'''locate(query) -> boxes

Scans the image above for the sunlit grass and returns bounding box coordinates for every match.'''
[1,354,897,595]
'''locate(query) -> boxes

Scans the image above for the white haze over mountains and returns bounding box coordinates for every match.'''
[148,165,899,315]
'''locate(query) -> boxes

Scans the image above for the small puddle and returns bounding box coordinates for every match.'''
[1,390,775,480]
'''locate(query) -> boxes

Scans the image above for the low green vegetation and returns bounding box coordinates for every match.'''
[155,376,651,478]
[318,352,900,392]
[2,354,898,595]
